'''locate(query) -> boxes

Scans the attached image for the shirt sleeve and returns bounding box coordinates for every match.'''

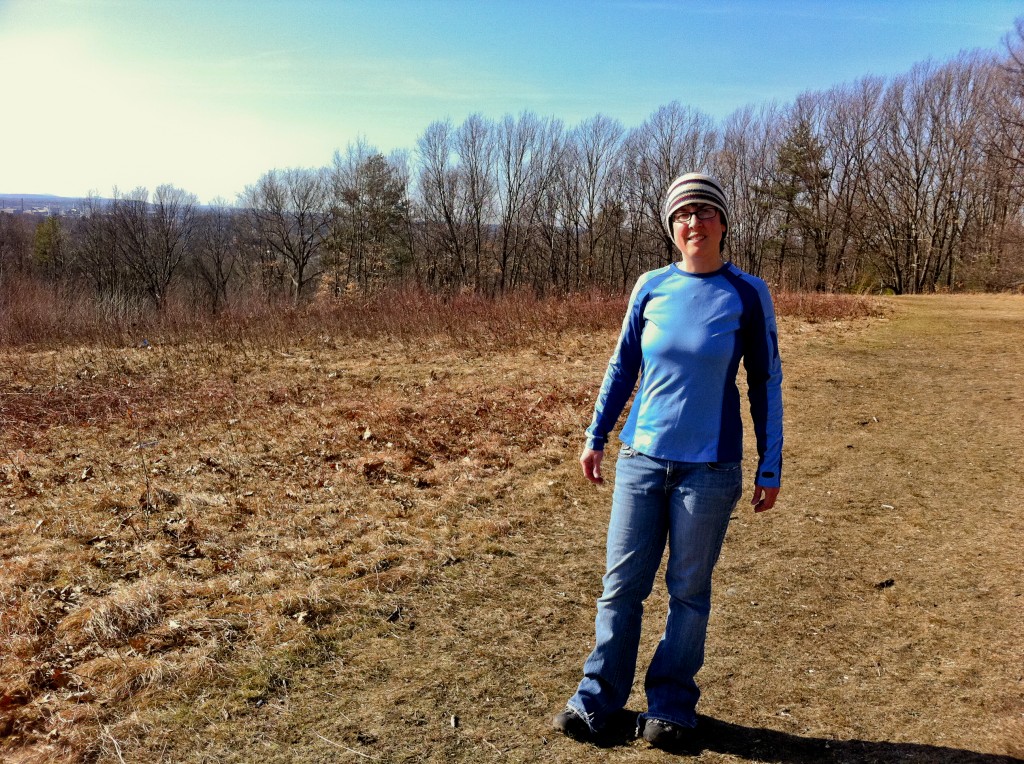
[584,274,650,451]
[742,280,784,487]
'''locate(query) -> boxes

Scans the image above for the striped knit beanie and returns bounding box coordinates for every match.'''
[662,173,729,238]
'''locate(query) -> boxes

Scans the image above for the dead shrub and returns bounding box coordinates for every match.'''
[56,580,166,648]
[75,655,173,702]
[0,279,886,350]
[773,290,890,322]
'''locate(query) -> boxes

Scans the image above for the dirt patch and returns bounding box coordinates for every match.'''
[1,295,1021,763]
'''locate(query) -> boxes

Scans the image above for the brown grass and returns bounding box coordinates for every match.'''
[0,277,628,350]
[772,289,883,322]
[1,292,1020,763]
[0,273,886,350]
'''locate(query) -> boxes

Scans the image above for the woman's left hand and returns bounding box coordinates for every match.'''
[751,485,780,513]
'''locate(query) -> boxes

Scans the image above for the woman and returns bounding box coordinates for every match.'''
[553,173,783,749]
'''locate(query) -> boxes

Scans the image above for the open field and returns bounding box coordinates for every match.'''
[1,293,1022,763]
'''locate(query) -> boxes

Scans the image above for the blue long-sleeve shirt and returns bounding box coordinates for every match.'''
[586,262,783,487]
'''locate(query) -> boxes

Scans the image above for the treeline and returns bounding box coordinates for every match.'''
[2,23,1024,310]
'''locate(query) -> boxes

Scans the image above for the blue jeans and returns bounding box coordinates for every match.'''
[568,446,742,731]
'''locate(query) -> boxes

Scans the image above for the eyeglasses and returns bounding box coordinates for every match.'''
[672,206,718,224]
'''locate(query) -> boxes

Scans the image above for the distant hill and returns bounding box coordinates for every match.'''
[1,194,119,216]
[0,194,93,205]
[0,194,211,213]
[0,194,100,214]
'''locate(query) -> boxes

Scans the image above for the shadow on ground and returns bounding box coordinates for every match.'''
[589,712,1022,762]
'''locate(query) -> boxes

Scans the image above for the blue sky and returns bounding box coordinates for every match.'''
[1,0,1020,203]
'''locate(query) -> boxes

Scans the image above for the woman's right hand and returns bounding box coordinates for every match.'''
[580,447,604,485]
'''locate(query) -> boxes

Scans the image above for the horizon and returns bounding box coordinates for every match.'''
[1,0,1020,204]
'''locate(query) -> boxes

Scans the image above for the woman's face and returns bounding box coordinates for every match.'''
[671,204,724,268]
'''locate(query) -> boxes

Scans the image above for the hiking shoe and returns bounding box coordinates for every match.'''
[552,705,592,741]
[640,717,694,750]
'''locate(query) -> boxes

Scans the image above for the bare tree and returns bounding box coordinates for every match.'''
[602,144,645,290]
[530,127,575,293]
[864,57,991,293]
[151,184,199,303]
[818,78,884,290]
[994,18,1024,190]
[455,114,497,291]
[716,103,784,280]
[562,114,625,289]
[415,119,471,290]
[494,112,540,292]
[241,167,331,304]
[110,184,198,308]
[193,198,242,313]
[973,18,1024,288]
[493,112,565,292]
[73,194,125,298]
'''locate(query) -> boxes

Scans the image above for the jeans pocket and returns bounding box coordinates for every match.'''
[705,461,741,472]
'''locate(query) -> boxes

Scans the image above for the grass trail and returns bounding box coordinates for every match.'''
[124,295,1023,763]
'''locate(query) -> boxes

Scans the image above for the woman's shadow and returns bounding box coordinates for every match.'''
[597,711,1022,762]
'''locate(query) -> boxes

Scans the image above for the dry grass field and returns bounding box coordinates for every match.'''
[1,292,1021,763]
